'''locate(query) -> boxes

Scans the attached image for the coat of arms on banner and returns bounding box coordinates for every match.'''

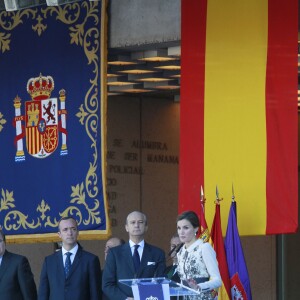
[13,74,68,161]
[231,273,247,300]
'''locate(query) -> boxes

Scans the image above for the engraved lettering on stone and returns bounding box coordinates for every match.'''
[109,165,143,175]
[113,139,123,147]
[107,150,116,160]
[131,140,168,151]
[107,191,117,200]
[124,152,138,161]
[147,154,179,164]
[107,178,117,186]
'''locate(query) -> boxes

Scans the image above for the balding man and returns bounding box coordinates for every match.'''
[104,237,125,260]
[102,211,166,300]
[38,216,102,300]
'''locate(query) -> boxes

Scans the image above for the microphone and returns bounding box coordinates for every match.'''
[168,243,184,257]
[168,246,177,257]
[154,244,184,278]
[175,243,183,253]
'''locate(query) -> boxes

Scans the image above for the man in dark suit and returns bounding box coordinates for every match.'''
[102,211,166,300]
[102,236,125,300]
[0,228,37,300]
[38,216,102,300]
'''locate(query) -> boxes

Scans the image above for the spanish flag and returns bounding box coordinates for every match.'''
[179,0,298,235]
[211,203,232,300]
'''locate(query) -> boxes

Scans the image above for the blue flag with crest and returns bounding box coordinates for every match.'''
[225,201,252,300]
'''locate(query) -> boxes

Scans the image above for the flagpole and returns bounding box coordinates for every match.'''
[215,185,223,205]
[225,188,252,299]
[200,185,205,209]
[277,234,287,300]
[199,185,209,243]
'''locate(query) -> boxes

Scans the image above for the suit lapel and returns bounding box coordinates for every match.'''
[140,243,150,266]
[55,250,65,279]
[66,246,82,280]
[137,243,152,277]
[0,251,11,282]
[123,243,136,275]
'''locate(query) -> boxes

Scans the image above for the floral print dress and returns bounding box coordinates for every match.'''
[176,239,222,300]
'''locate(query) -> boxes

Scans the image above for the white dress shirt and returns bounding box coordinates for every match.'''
[129,239,144,260]
[61,244,78,265]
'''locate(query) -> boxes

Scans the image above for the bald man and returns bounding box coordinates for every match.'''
[102,211,166,300]
[104,237,125,260]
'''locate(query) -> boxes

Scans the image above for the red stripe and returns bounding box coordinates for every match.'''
[265,0,298,233]
[179,0,207,213]
[211,205,231,297]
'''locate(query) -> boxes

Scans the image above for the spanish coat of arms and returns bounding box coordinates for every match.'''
[13,74,68,161]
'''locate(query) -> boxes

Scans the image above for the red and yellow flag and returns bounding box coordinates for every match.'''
[211,203,231,300]
[179,0,298,235]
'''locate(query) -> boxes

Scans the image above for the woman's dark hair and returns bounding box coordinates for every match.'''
[176,211,200,228]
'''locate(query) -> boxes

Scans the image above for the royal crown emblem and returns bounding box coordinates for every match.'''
[13,74,68,161]
[27,74,54,100]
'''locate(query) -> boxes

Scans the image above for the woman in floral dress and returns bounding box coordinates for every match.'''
[176,211,222,300]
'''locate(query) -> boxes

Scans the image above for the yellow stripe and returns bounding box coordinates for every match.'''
[204,0,268,235]
[218,284,230,300]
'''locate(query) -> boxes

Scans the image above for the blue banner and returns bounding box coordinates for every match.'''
[0,0,108,241]
[138,283,165,300]
[225,202,252,299]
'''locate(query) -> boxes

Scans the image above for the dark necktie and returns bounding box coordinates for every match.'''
[132,244,140,272]
[64,252,72,278]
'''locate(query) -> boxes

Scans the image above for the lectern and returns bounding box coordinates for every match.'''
[119,277,200,300]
